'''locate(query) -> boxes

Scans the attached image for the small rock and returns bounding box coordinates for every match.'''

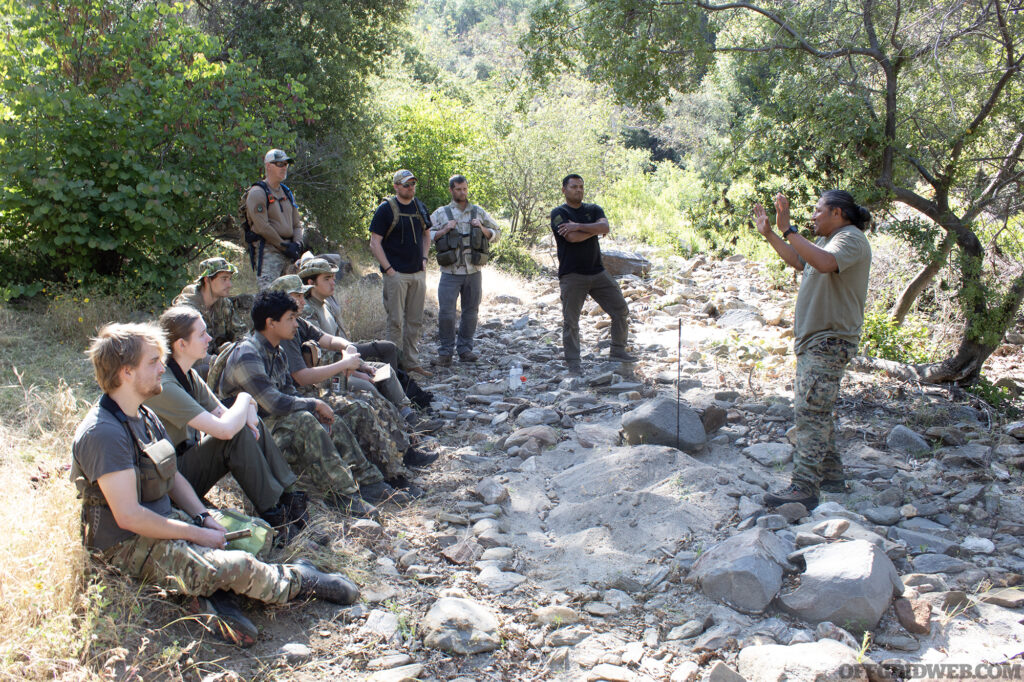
[621,397,707,453]
[911,553,974,574]
[979,587,1024,608]
[776,503,809,523]
[670,661,699,682]
[707,660,747,682]
[517,407,560,427]
[893,597,931,634]
[756,514,788,530]
[585,601,619,617]
[474,566,526,593]
[962,536,995,554]
[532,605,580,626]
[864,506,902,526]
[738,640,868,682]
[364,610,401,641]
[689,528,793,613]
[588,663,634,681]
[350,519,384,538]
[442,539,484,565]
[546,625,590,646]
[278,642,312,664]
[886,425,931,455]
[421,597,501,655]
[812,519,850,539]
[742,442,794,467]
[667,620,706,640]
[473,478,510,505]
[368,664,425,682]
[367,654,414,670]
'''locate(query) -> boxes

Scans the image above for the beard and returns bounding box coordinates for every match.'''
[141,380,163,399]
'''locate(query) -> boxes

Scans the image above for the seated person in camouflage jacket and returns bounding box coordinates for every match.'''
[70,322,358,647]
[172,257,250,378]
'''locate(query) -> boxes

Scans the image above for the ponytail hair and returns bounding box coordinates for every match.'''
[821,190,871,231]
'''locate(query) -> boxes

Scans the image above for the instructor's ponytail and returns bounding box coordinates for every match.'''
[822,190,871,231]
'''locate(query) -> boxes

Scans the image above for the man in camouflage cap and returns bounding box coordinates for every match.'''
[172,257,250,378]
[71,321,359,647]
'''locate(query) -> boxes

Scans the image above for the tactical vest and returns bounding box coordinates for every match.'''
[435,205,490,267]
[70,395,178,508]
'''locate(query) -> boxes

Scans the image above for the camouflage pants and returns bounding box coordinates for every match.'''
[256,249,292,290]
[325,392,409,480]
[318,351,410,409]
[102,510,301,604]
[264,410,363,497]
[791,337,855,492]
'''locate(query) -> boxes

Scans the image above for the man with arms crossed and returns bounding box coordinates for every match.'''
[429,174,501,366]
[551,174,634,373]
[71,323,358,647]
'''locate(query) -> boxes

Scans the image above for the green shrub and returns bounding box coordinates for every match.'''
[859,306,938,364]
[491,235,541,278]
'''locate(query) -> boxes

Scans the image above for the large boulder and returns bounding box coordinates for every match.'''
[421,597,500,655]
[621,397,707,453]
[779,539,904,630]
[738,640,868,681]
[602,249,652,277]
[688,528,793,613]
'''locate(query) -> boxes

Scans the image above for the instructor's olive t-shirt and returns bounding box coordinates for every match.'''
[793,225,872,356]
[145,369,220,448]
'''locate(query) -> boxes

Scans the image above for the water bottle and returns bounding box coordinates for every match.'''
[509,363,523,392]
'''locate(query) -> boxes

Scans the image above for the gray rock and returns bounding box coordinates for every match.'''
[707,660,748,682]
[779,539,904,630]
[887,526,957,555]
[364,609,401,641]
[689,528,793,613]
[886,425,930,455]
[695,622,742,650]
[813,519,850,539]
[961,536,995,554]
[756,514,788,530]
[941,445,991,468]
[367,664,425,682]
[911,553,975,574]
[602,249,652,277]
[667,620,706,640]
[421,597,501,655]
[776,503,810,523]
[738,640,868,682]
[474,566,526,593]
[505,425,560,448]
[949,483,986,504]
[517,407,560,427]
[575,422,621,448]
[717,309,765,330]
[278,642,312,664]
[743,442,794,467]
[532,605,580,626]
[472,478,510,505]
[621,397,707,453]
[864,506,902,526]
[1004,421,1024,438]
[546,625,590,646]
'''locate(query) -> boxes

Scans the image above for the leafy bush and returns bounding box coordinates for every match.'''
[859,306,939,364]
[491,234,541,278]
[0,0,307,295]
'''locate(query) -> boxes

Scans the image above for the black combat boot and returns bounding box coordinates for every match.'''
[292,558,359,604]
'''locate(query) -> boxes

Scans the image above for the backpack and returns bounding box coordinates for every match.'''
[435,205,490,267]
[206,340,243,403]
[238,181,298,275]
[382,196,431,241]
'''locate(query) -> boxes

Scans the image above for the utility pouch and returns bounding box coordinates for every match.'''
[469,226,490,265]
[213,508,275,557]
[435,230,461,267]
[137,438,177,502]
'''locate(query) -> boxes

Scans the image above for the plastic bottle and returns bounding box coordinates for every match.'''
[509,363,523,392]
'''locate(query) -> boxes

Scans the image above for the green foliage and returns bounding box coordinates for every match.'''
[0,0,305,294]
[860,306,939,364]
[966,376,1017,412]
[385,94,502,213]
[490,233,541,278]
[199,0,413,241]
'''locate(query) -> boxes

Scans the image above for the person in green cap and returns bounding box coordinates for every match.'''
[172,257,250,378]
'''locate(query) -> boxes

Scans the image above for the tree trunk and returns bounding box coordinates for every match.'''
[889,231,955,324]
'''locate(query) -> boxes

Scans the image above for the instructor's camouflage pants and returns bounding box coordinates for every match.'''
[102,511,301,604]
[791,337,855,492]
[264,410,365,497]
[326,392,409,480]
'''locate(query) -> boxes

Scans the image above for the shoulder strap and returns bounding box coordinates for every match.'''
[384,196,400,239]
[444,206,454,223]
[98,394,149,462]
[415,198,430,226]
[166,358,195,399]
[280,182,297,210]
[470,205,478,221]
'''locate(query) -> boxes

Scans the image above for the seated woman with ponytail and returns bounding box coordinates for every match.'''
[752,190,873,511]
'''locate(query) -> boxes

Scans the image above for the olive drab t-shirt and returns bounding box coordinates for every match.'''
[550,203,606,278]
[71,404,174,550]
[145,368,221,448]
[793,225,872,356]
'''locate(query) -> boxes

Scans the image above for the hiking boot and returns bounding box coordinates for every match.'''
[260,503,288,529]
[433,355,452,367]
[459,351,479,363]
[820,477,848,493]
[360,480,414,506]
[292,558,359,605]
[407,366,433,378]
[190,590,258,647]
[335,494,379,519]
[280,490,309,531]
[403,447,439,468]
[608,348,638,363]
[764,483,819,510]
[388,475,427,499]
[565,360,582,374]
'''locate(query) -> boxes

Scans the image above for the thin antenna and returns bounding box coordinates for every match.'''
[677,319,682,449]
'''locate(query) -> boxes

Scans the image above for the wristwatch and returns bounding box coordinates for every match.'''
[193,511,211,527]
[782,226,798,238]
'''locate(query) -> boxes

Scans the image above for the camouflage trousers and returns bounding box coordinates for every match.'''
[325,391,410,480]
[256,249,292,291]
[102,510,301,604]
[264,410,382,498]
[318,351,410,409]
[791,337,855,492]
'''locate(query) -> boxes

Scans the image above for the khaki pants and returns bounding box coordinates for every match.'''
[382,270,426,369]
[558,270,630,362]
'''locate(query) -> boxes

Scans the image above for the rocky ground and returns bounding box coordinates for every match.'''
[203,249,1024,682]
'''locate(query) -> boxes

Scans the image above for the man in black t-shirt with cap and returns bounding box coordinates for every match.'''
[550,174,634,373]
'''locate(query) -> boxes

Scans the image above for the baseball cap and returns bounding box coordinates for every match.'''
[268,274,312,295]
[264,149,294,165]
[393,169,416,185]
[298,257,339,280]
[195,257,238,283]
